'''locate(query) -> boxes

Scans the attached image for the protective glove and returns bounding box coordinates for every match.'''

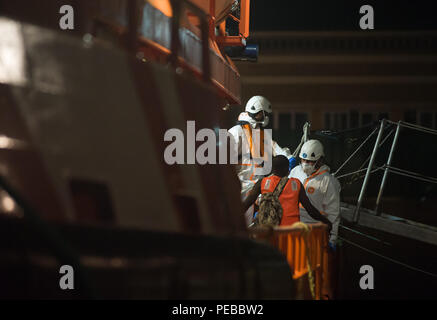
[288,156,298,173]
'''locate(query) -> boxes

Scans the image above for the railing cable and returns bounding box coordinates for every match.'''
[339,236,437,279]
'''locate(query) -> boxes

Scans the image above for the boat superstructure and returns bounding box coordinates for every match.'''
[0,0,332,299]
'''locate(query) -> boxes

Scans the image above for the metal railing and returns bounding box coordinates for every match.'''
[93,0,241,103]
[168,0,210,81]
[334,119,437,223]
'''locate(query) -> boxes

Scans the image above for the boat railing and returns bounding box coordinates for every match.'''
[92,0,241,104]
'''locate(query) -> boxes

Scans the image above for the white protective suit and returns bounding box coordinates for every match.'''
[229,112,291,225]
[289,164,341,243]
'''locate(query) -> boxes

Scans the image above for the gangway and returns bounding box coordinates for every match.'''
[335,120,437,246]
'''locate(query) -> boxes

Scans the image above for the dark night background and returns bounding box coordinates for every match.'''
[250,0,437,31]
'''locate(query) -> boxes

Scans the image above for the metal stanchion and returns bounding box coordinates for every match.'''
[375,121,401,215]
[353,119,386,223]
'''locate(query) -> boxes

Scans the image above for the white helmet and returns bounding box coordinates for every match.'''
[245,96,272,127]
[299,139,324,161]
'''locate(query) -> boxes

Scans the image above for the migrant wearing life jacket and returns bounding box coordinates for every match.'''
[260,175,302,226]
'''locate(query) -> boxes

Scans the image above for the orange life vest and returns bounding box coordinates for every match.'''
[241,124,265,159]
[261,175,301,226]
[240,124,268,184]
[299,167,329,211]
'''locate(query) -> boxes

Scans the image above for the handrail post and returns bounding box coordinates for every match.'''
[169,0,181,68]
[127,0,140,55]
[209,0,216,41]
[169,0,211,82]
[200,18,211,82]
[239,0,250,38]
[353,119,386,223]
[375,121,401,215]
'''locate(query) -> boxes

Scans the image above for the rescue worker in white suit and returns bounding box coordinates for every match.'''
[228,96,291,225]
[289,139,341,246]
